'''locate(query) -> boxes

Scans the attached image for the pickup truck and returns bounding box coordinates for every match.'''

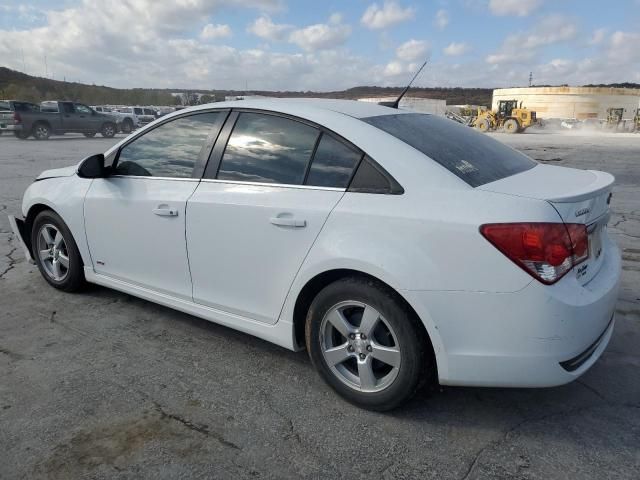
[92,105,138,133]
[0,100,41,138]
[14,101,120,140]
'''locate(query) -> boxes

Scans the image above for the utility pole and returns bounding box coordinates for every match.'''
[21,48,26,73]
[529,71,533,87]
[44,55,48,78]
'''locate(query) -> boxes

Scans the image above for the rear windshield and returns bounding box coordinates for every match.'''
[362,113,536,187]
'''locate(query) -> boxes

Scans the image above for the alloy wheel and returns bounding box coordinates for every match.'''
[36,224,69,281]
[320,301,401,393]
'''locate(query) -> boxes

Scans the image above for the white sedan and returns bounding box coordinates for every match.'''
[8,99,621,410]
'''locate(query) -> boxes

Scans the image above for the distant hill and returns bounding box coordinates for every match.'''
[2,67,638,107]
[0,67,494,106]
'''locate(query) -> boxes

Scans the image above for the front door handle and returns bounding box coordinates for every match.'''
[270,216,306,228]
[153,207,178,217]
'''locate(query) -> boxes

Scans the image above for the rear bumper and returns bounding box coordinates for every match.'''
[7,215,34,264]
[404,236,621,388]
[0,124,22,131]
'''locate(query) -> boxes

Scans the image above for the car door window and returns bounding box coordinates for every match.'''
[134,108,143,115]
[75,104,92,114]
[305,133,362,188]
[217,112,319,185]
[62,103,74,114]
[114,112,221,178]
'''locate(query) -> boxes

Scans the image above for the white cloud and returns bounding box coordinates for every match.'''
[488,0,543,16]
[289,20,351,52]
[329,13,343,25]
[361,2,415,30]
[396,39,429,61]
[434,9,449,30]
[589,28,607,45]
[486,15,578,64]
[247,15,291,41]
[200,23,232,40]
[443,42,470,56]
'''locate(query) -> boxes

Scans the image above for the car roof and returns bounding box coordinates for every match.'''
[182,98,412,120]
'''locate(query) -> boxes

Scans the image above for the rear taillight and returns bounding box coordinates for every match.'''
[480,222,589,285]
[13,112,21,123]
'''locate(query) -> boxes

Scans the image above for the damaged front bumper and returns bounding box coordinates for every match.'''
[7,215,34,264]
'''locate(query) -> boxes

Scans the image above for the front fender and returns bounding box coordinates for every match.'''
[22,176,93,267]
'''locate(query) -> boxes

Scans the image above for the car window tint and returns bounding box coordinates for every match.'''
[13,102,39,112]
[134,108,143,115]
[75,104,91,114]
[305,134,362,188]
[362,113,536,187]
[115,112,220,178]
[217,113,319,185]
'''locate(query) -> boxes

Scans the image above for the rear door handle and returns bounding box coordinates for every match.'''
[153,207,179,217]
[270,216,306,228]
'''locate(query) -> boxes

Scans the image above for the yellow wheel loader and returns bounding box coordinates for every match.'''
[474,100,537,134]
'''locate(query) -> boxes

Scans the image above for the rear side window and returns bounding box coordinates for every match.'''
[362,113,536,187]
[0,101,9,111]
[115,112,222,178]
[217,112,319,185]
[12,102,39,112]
[305,133,362,188]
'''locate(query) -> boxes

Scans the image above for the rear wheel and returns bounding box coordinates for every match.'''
[31,210,86,292]
[504,118,519,133]
[305,277,432,411]
[83,132,96,138]
[121,119,133,134]
[101,122,116,138]
[33,123,51,140]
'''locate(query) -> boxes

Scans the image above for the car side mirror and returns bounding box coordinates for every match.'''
[77,153,106,178]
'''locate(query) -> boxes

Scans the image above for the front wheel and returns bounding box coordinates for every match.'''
[31,210,86,292]
[101,122,116,138]
[504,118,519,133]
[476,119,490,132]
[305,277,433,411]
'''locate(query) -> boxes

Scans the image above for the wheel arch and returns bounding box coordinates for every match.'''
[291,268,440,377]
[23,202,58,253]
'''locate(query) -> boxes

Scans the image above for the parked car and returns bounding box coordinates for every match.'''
[0,100,41,138]
[12,101,120,140]
[8,99,620,410]
[92,106,137,133]
[117,106,156,127]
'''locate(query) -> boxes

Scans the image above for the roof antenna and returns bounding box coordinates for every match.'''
[379,60,428,109]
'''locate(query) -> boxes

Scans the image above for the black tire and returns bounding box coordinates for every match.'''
[476,118,490,132]
[32,123,51,140]
[121,119,133,134]
[83,132,97,138]
[14,130,31,139]
[504,118,519,133]
[101,122,116,138]
[305,276,433,411]
[31,210,86,292]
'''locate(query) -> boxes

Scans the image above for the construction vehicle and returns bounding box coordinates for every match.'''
[474,100,537,134]
[634,108,640,132]
[605,108,626,131]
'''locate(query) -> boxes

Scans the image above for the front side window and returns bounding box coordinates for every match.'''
[305,133,362,188]
[217,112,319,185]
[134,107,143,115]
[362,113,536,187]
[114,112,221,178]
[75,104,92,114]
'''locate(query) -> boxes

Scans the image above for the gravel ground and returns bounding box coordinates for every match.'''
[1,131,639,480]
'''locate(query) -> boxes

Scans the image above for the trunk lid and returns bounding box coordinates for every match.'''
[479,164,614,285]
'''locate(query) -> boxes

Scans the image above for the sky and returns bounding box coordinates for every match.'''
[0,0,639,91]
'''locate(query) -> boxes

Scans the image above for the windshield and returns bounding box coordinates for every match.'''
[362,113,536,187]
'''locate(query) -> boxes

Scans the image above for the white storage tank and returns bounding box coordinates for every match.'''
[492,87,640,120]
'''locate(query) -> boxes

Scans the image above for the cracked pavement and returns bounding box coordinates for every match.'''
[1,132,639,479]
